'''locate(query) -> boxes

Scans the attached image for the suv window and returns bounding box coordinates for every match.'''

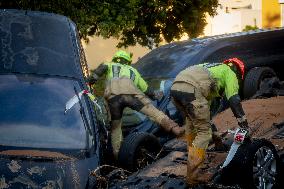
[0,74,88,149]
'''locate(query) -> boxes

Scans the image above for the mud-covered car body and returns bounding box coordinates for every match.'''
[0,10,100,188]
[122,28,284,140]
[135,28,284,81]
[116,30,284,188]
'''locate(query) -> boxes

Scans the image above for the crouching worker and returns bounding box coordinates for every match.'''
[88,50,184,158]
[170,58,249,186]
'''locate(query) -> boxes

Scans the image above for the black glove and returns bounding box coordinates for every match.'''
[145,87,160,100]
[153,90,164,101]
[229,94,249,129]
[87,76,97,85]
[237,116,249,129]
[87,73,100,85]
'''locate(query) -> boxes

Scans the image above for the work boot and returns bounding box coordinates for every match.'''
[160,118,185,136]
[187,146,213,186]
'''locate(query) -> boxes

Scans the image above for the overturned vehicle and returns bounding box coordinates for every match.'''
[98,28,284,188]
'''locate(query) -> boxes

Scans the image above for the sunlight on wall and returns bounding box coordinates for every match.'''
[82,37,150,69]
[262,0,281,28]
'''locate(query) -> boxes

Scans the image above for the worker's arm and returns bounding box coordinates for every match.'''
[134,69,160,99]
[225,71,248,129]
[228,94,248,128]
[134,69,148,93]
[88,64,108,84]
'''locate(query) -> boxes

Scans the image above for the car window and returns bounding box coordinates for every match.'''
[135,41,202,78]
[0,74,88,149]
[0,11,78,77]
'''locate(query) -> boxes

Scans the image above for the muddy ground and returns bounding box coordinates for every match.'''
[213,96,284,151]
[118,96,284,188]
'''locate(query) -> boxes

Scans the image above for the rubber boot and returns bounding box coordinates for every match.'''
[187,146,213,186]
[160,117,185,136]
[110,119,123,159]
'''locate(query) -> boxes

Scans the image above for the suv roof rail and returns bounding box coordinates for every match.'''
[190,27,284,43]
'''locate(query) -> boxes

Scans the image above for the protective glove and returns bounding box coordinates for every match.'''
[145,88,163,101]
[171,125,185,136]
[153,90,164,101]
[86,76,97,85]
[238,118,249,129]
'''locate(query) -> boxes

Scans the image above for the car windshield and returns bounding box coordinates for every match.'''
[0,74,88,149]
[0,10,80,77]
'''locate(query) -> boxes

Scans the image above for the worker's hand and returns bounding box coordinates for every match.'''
[237,119,254,137]
[86,76,97,85]
[171,126,185,136]
[153,90,164,101]
[238,119,249,129]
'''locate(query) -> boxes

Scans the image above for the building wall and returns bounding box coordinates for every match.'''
[204,0,262,36]
[82,37,150,69]
[241,9,262,28]
[262,0,281,28]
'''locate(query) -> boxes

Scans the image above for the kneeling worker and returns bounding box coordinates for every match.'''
[170,58,249,185]
[88,50,184,158]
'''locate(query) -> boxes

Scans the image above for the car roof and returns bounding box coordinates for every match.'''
[135,28,284,78]
[0,9,88,79]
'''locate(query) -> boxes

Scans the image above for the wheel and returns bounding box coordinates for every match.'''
[216,139,282,189]
[118,132,161,171]
[243,67,276,99]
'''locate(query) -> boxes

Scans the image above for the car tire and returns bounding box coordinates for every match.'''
[243,67,276,99]
[118,132,162,171]
[216,139,282,189]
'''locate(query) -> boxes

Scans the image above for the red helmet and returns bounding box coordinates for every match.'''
[223,58,245,79]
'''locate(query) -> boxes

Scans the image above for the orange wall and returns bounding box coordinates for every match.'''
[262,0,281,28]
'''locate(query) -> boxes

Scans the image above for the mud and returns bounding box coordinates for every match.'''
[0,150,72,159]
[213,96,284,150]
[70,160,80,189]
[137,151,187,178]
[7,160,21,173]
[0,176,9,189]
[27,166,46,176]
[10,175,38,189]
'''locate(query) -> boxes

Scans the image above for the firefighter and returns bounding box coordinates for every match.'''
[88,50,184,158]
[170,58,249,185]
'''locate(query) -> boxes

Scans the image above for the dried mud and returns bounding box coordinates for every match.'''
[213,96,284,150]
[0,150,72,159]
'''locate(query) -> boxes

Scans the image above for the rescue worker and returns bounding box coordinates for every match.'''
[88,50,184,158]
[170,58,249,185]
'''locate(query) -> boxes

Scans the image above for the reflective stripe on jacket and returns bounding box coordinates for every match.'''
[105,62,148,93]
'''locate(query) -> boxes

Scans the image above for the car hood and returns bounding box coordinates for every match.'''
[0,149,99,189]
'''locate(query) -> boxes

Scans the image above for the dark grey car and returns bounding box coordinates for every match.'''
[0,9,101,188]
[135,28,284,99]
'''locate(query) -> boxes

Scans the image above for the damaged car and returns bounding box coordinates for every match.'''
[0,9,102,188]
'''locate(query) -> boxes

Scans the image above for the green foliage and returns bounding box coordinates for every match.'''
[0,0,218,48]
[242,25,259,32]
